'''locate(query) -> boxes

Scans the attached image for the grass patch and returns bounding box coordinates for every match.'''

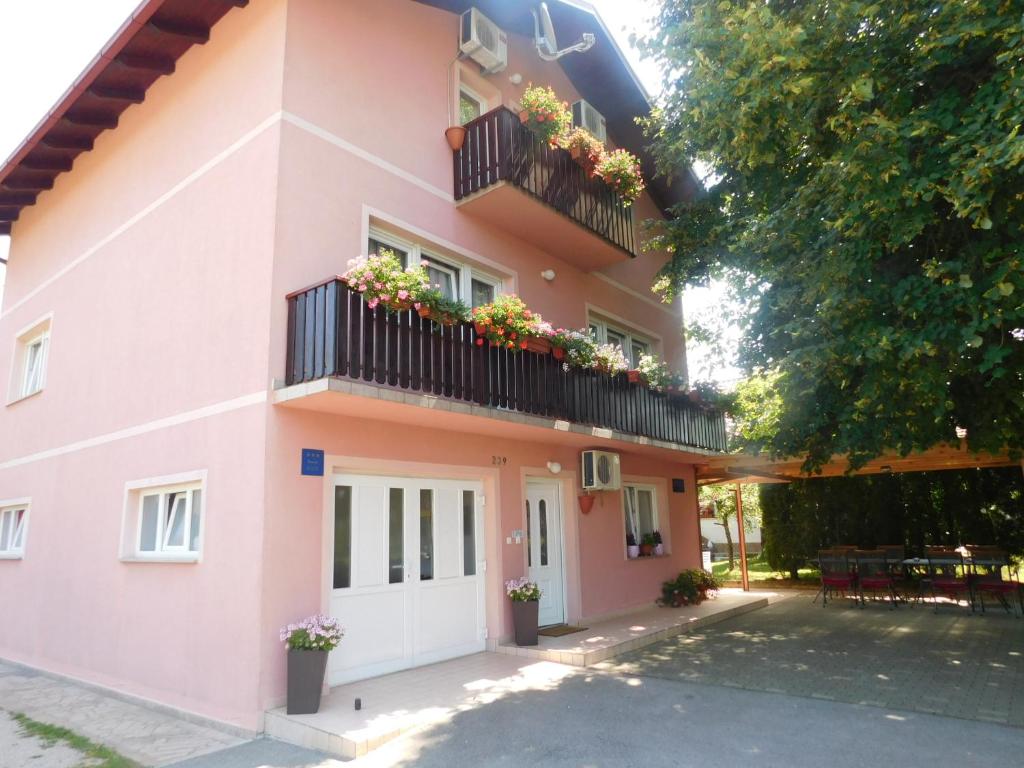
[12,712,138,768]
[712,555,820,584]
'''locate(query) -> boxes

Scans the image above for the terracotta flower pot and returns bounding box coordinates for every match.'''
[417,306,432,319]
[512,600,539,646]
[627,370,643,384]
[551,345,566,361]
[578,494,596,514]
[640,544,654,557]
[570,145,583,160]
[525,337,552,355]
[445,126,467,151]
[286,648,328,715]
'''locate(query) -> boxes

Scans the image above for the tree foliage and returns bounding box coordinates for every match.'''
[760,467,1024,573]
[641,0,1024,469]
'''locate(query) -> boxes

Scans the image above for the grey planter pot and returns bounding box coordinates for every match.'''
[512,600,540,646]
[287,648,328,715]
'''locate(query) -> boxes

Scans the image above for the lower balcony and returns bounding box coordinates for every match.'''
[279,280,728,455]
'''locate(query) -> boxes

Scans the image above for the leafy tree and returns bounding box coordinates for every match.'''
[640,1,1024,469]
[699,483,761,569]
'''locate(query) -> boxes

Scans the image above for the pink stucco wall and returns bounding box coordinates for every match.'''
[0,0,287,731]
[1,0,703,732]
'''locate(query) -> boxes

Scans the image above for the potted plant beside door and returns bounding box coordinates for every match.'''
[506,577,543,646]
[280,614,345,715]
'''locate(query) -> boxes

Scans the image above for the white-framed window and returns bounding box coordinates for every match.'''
[121,472,206,562]
[8,314,52,404]
[367,228,501,308]
[459,85,486,125]
[589,317,653,368]
[0,501,30,559]
[623,484,658,545]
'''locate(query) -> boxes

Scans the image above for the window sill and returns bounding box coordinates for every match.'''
[626,553,671,562]
[6,388,44,407]
[0,552,25,560]
[120,554,200,564]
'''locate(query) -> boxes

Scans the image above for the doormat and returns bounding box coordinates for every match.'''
[538,624,589,638]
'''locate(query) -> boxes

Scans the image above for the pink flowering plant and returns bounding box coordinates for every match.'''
[505,577,542,602]
[280,614,345,652]
[343,250,431,312]
[596,149,645,205]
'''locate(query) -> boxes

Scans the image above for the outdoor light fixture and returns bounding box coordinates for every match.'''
[546,461,562,475]
[541,269,556,281]
[509,73,523,85]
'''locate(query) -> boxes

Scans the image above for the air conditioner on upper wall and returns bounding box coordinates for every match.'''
[460,8,508,74]
[572,99,607,143]
[581,450,621,491]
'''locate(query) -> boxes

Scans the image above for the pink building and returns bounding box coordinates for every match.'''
[0,0,724,733]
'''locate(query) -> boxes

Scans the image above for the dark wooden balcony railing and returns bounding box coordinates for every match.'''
[285,280,728,453]
[453,107,636,257]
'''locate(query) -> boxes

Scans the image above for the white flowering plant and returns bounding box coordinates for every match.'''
[505,577,542,602]
[280,614,345,652]
[591,343,630,375]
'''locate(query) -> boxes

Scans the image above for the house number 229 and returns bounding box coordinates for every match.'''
[492,456,508,466]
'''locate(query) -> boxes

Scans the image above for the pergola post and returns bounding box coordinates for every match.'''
[734,482,749,591]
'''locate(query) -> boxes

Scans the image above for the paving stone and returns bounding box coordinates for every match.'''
[602,594,1024,728]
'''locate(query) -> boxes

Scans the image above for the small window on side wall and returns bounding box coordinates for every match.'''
[9,315,52,404]
[0,503,29,559]
[122,474,205,562]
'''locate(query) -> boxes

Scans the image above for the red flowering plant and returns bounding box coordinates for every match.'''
[343,250,431,312]
[518,85,572,145]
[471,294,541,350]
[596,149,645,205]
[559,126,606,171]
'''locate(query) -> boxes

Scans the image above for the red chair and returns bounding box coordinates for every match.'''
[926,549,973,613]
[819,548,857,606]
[854,550,898,609]
[967,546,1022,617]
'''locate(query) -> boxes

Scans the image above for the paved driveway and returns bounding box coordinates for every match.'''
[602,593,1024,727]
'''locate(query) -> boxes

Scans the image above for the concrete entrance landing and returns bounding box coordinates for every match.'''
[265,591,770,759]
[496,589,770,666]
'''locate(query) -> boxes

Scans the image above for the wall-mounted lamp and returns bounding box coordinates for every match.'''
[509,73,523,85]
[541,269,556,282]
[546,461,562,475]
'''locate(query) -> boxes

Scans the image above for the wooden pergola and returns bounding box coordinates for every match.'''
[694,443,1020,590]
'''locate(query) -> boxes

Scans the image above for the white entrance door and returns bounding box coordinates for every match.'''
[526,480,565,626]
[327,474,485,685]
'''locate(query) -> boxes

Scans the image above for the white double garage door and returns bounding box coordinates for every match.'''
[327,474,485,685]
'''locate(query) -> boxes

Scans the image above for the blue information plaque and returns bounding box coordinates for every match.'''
[301,448,325,476]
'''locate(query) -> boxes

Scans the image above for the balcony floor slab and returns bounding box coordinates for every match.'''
[273,376,723,462]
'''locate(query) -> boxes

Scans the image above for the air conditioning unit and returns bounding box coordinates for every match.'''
[572,99,607,143]
[581,450,621,491]
[460,8,508,74]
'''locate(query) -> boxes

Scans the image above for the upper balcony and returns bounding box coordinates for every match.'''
[453,107,635,271]
[278,279,728,456]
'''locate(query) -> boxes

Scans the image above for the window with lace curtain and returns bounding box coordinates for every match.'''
[623,484,658,548]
